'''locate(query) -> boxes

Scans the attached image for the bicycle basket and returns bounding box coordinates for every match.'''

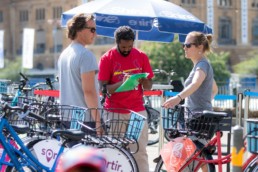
[101,108,146,142]
[162,107,184,130]
[186,112,222,140]
[0,81,8,94]
[7,111,38,129]
[41,105,92,130]
[246,119,258,154]
[17,96,38,107]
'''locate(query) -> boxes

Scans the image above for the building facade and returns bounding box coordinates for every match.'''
[0,0,258,73]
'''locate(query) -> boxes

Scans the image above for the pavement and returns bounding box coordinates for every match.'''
[147,130,232,172]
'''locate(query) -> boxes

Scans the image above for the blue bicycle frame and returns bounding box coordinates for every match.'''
[0,117,65,172]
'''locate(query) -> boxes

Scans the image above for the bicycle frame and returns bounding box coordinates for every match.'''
[0,117,65,172]
[177,131,231,172]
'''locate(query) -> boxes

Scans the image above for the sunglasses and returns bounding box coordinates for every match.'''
[84,27,96,33]
[182,43,196,48]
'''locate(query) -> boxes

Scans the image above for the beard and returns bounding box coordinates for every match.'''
[117,47,131,57]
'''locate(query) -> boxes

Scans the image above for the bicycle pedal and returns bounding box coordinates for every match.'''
[153,156,161,163]
[205,145,216,154]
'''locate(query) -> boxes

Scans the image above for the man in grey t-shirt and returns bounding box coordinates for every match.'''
[58,13,101,132]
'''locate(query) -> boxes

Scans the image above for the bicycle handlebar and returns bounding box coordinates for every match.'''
[19,72,29,81]
[2,103,47,123]
[153,69,176,76]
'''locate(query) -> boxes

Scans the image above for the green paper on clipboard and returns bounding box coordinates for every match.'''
[115,73,149,93]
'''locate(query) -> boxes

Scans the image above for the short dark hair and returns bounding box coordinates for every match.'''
[114,26,135,44]
[66,13,95,40]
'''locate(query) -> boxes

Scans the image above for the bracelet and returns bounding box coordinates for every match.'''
[177,94,183,101]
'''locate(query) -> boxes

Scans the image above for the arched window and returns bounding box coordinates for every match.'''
[252,18,258,45]
[52,27,63,53]
[218,17,234,45]
[36,29,46,54]
[217,0,232,6]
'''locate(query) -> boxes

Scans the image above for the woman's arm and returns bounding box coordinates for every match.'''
[211,79,218,100]
[163,69,206,108]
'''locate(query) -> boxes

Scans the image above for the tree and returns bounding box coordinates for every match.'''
[207,51,231,84]
[140,41,230,84]
[233,50,258,75]
[0,58,22,81]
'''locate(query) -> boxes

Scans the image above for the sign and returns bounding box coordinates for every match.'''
[241,0,248,44]
[160,137,196,172]
[207,0,214,32]
[0,30,4,68]
[22,28,35,69]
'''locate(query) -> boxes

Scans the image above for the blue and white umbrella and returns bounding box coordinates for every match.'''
[61,0,212,43]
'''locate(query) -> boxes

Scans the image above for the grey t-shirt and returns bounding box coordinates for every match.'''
[184,58,213,112]
[58,42,100,108]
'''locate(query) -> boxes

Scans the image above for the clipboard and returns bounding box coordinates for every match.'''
[115,73,149,93]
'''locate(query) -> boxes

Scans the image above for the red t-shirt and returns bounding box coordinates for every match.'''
[98,47,154,112]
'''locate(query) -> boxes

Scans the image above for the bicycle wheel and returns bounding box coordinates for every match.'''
[5,138,44,172]
[154,153,215,172]
[243,155,258,172]
[146,106,160,145]
[97,145,139,172]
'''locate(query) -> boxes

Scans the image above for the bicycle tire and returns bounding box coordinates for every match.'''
[5,140,43,172]
[146,105,160,146]
[243,155,258,172]
[154,153,215,172]
[97,145,139,172]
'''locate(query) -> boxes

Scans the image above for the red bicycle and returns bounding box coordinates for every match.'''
[154,107,258,172]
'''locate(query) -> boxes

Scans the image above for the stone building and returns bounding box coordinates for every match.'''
[0,0,258,74]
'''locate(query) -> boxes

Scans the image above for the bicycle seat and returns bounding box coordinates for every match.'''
[52,129,85,141]
[202,110,228,118]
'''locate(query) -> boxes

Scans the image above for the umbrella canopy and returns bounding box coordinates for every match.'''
[61,0,212,43]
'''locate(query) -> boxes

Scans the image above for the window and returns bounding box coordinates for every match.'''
[181,0,196,4]
[20,10,29,22]
[218,17,235,45]
[94,36,115,45]
[217,0,232,6]
[252,18,258,45]
[0,11,3,23]
[35,29,46,54]
[53,6,62,19]
[252,0,258,8]
[36,8,45,21]
[51,28,63,53]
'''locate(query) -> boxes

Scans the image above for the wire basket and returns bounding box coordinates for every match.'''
[5,108,38,129]
[162,106,184,130]
[246,119,258,154]
[0,81,8,94]
[100,108,146,142]
[17,96,38,107]
[6,83,19,95]
[186,112,224,140]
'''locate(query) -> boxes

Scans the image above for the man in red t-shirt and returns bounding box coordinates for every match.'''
[98,26,154,172]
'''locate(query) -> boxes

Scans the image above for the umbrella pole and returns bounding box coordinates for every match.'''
[135,30,139,48]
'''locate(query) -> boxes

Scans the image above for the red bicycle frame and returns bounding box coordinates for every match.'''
[178,131,231,172]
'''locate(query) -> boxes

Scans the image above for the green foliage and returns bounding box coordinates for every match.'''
[141,41,192,84]
[233,50,258,75]
[140,40,231,84]
[207,51,231,83]
[0,58,22,81]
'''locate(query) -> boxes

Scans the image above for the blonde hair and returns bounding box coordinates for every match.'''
[66,13,95,40]
[188,31,213,54]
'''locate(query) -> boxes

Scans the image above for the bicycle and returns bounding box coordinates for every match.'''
[0,103,94,172]
[154,106,258,172]
[145,69,184,146]
[243,119,258,171]
[52,107,147,172]
[155,107,231,172]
